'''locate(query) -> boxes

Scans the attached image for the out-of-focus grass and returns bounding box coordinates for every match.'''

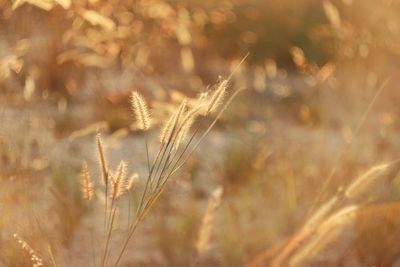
[2,0,400,266]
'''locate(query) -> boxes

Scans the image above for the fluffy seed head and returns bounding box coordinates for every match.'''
[159,99,187,144]
[197,92,209,116]
[126,173,139,191]
[80,161,94,201]
[96,133,108,185]
[196,187,223,255]
[14,233,43,267]
[110,161,127,199]
[206,80,228,114]
[131,91,151,131]
[174,104,205,150]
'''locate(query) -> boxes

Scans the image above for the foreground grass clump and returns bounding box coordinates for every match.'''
[13,74,241,266]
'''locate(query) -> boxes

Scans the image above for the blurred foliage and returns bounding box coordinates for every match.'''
[2,0,400,266]
[1,0,400,100]
[50,166,85,245]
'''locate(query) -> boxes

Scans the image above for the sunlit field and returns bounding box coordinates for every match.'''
[1,0,400,266]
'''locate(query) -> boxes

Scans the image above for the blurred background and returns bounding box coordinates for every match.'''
[2,0,400,266]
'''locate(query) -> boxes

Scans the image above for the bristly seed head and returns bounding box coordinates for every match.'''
[110,161,128,199]
[159,99,187,144]
[174,104,205,150]
[196,187,223,255]
[131,91,151,131]
[206,79,228,115]
[197,92,209,116]
[126,173,139,191]
[13,233,44,267]
[96,133,108,185]
[81,161,94,201]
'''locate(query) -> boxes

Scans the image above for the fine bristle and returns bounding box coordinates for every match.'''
[80,161,94,201]
[159,99,187,144]
[206,79,228,115]
[131,91,151,131]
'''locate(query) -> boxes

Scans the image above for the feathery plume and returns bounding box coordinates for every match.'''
[206,80,228,114]
[198,92,209,103]
[159,99,187,144]
[196,187,223,255]
[126,173,139,191]
[197,92,209,116]
[131,91,151,131]
[110,161,127,199]
[80,161,94,201]
[174,104,205,150]
[96,133,108,185]
[14,233,43,267]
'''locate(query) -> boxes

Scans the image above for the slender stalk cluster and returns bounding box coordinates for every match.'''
[75,72,242,267]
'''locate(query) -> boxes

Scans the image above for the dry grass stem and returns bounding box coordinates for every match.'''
[289,205,359,267]
[345,163,390,200]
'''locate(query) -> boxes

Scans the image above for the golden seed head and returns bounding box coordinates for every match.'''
[80,161,94,201]
[96,133,108,185]
[206,80,228,115]
[110,161,128,199]
[174,104,205,150]
[196,187,223,255]
[126,173,139,191]
[14,233,44,267]
[131,91,151,131]
[159,99,187,144]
